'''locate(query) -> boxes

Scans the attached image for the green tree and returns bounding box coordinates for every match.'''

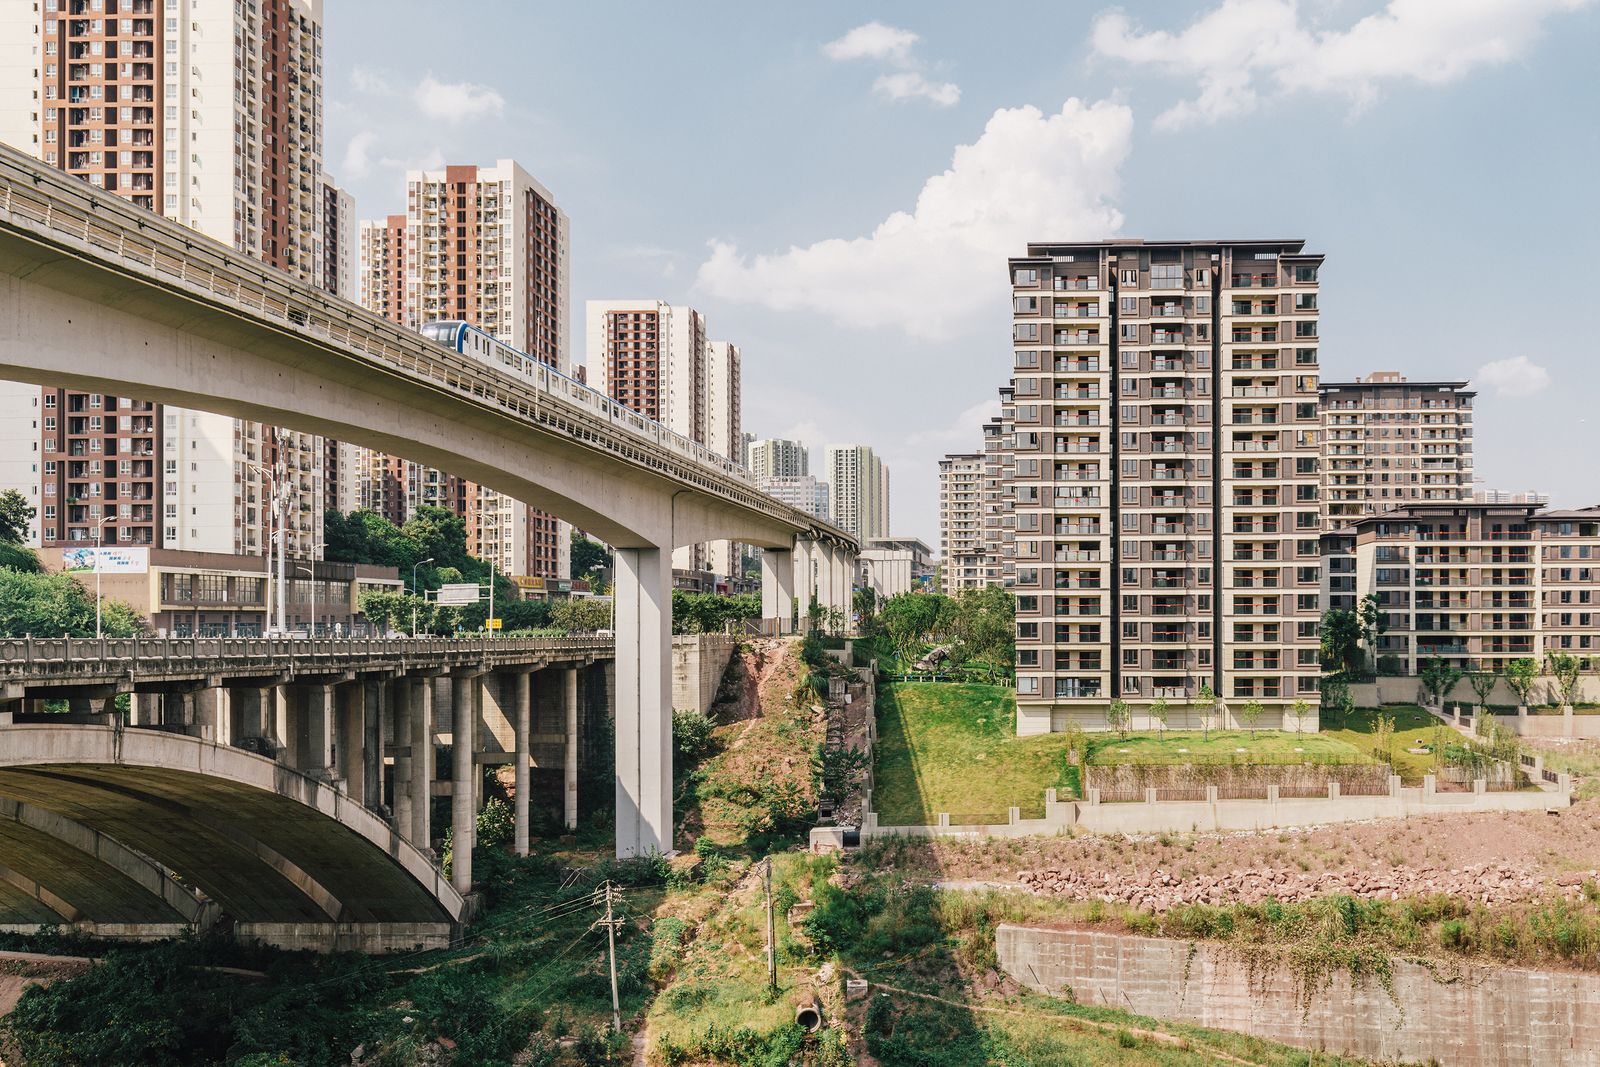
[1149,696,1170,739]
[1290,698,1313,735]
[950,585,1015,681]
[552,598,612,633]
[1419,657,1463,707]
[1504,657,1540,709]
[879,592,942,674]
[1466,670,1499,715]
[570,530,611,581]
[1106,698,1131,739]
[0,488,35,544]
[1546,651,1583,707]
[1197,681,1217,740]
[671,590,761,635]
[0,569,143,638]
[1240,698,1265,732]
[1320,607,1363,674]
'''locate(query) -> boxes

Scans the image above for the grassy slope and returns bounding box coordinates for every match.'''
[874,682,1076,825]
[1321,704,1441,783]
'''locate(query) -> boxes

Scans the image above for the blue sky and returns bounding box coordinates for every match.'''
[326,1,1600,547]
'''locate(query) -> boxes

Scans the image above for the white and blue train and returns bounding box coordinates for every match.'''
[419,320,752,485]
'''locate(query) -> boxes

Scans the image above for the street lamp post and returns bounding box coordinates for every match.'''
[294,564,315,637]
[93,514,114,639]
[411,557,433,638]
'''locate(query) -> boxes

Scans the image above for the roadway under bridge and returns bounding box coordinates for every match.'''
[0,144,860,866]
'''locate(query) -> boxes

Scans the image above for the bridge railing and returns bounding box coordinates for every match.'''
[0,145,855,551]
[0,635,614,679]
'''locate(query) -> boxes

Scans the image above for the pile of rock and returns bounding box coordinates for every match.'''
[1017,863,1598,911]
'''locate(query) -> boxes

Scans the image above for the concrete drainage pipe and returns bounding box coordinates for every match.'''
[794,997,822,1032]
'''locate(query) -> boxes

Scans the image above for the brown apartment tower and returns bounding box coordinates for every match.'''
[354,160,572,580]
[1007,240,1324,734]
[0,0,342,562]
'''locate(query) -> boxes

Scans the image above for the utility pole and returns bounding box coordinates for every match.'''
[764,856,777,995]
[592,881,623,1034]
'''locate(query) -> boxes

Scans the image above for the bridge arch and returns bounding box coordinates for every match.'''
[0,725,463,951]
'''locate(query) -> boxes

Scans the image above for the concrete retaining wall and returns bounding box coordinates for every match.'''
[997,925,1600,1066]
[672,634,738,716]
[1349,674,1600,709]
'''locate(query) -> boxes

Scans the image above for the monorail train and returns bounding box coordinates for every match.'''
[418,320,752,485]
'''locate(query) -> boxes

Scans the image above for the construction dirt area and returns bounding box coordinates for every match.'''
[893,801,1600,910]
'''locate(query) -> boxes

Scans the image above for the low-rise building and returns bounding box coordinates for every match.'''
[1352,503,1600,673]
[858,536,936,601]
[38,548,402,637]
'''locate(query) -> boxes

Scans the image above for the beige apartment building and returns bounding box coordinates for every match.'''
[938,452,987,594]
[749,438,810,480]
[352,160,572,581]
[981,389,1016,589]
[1353,502,1600,674]
[1320,372,1476,612]
[0,0,334,562]
[825,444,890,543]
[1007,239,1323,734]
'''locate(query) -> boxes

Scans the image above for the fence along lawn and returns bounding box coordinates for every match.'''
[1084,730,1371,766]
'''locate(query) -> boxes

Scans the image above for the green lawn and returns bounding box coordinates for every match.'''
[1084,730,1367,766]
[1321,703,1442,783]
[873,682,1076,825]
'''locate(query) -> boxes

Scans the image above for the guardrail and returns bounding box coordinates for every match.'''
[0,143,855,551]
[0,635,615,681]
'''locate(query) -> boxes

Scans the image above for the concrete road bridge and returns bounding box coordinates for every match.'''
[0,635,627,951]
[0,142,858,872]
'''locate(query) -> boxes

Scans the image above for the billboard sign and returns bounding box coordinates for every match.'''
[62,546,150,574]
[436,583,482,606]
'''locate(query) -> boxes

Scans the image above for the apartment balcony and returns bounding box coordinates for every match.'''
[1053,550,1101,562]
[1231,386,1280,398]
[1054,524,1102,537]
[1150,359,1185,372]
[1054,359,1100,373]
[1150,387,1185,399]
[1054,277,1099,291]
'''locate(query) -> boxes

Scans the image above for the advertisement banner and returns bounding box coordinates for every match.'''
[62,546,150,574]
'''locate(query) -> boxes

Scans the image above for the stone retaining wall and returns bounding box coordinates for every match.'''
[996,925,1600,1066]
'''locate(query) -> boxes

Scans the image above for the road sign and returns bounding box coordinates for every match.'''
[486,618,503,630]
[437,582,481,606]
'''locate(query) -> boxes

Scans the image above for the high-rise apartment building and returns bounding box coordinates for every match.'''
[322,177,356,302]
[939,453,987,594]
[749,438,810,480]
[981,390,1017,588]
[0,0,329,560]
[585,300,744,577]
[825,445,890,542]
[1007,240,1323,734]
[350,161,571,580]
[1354,502,1600,674]
[1319,372,1476,611]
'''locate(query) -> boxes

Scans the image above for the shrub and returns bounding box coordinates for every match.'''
[673,708,716,765]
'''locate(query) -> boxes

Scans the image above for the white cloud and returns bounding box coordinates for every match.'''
[905,398,1002,451]
[874,72,961,108]
[350,67,392,96]
[1476,356,1551,397]
[414,74,506,122]
[696,98,1131,339]
[824,20,960,107]
[340,130,378,180]
[1092,0,1596,128]
[823,22,920,64]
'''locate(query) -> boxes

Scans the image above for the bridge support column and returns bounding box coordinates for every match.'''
[391,677,413,838]
[794,540,816,631]
[450,672,480,892]
[336,683,366,801]
[363,680,384,810]
[614,545,672,859]
[565,666,579,831]
[297,684,336,781]
[513,670,532,858]
[761,548,794,635]
[410,676,434,850]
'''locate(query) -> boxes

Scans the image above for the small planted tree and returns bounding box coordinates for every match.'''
[1546,651,1583,709]
[1372,711,1396,767]
[1419,657,1463,709]
[1290,697,1312,735]
[1107,698,1131,739]
[1150,696,1170,739]
[1241,698,1265,733]
[1504,657,1540,712]
[1197,682,1216,741]
[1466,670,1499,717]
[1320,677,1349,729]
